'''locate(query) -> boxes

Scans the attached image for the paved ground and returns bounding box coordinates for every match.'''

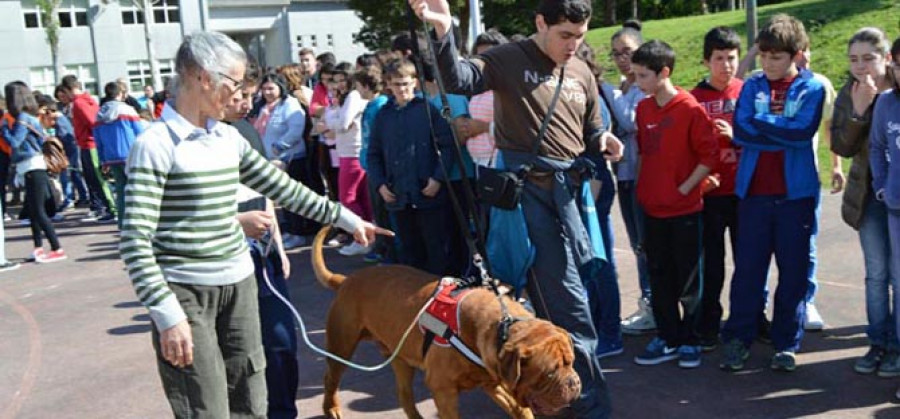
[1,193,899,418]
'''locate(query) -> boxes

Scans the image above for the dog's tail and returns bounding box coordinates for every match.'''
[311,225,347,290]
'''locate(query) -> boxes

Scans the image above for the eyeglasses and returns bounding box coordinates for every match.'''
[609,49,633,60]
[217,72,244,92]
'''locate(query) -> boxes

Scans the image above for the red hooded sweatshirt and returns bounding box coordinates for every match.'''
[636,87,719,218]
[690,77,743,196]
[71,92,99,150]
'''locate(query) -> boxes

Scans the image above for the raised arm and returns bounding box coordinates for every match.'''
[409,0,489,96]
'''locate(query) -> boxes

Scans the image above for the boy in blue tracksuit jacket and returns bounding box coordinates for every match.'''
[366,59,455,276]
[93,82,144,228]
[720,14,824,373]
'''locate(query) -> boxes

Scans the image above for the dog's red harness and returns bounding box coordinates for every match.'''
[419,278,484,367]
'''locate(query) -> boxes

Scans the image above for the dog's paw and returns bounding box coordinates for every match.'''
[325,407,343,419]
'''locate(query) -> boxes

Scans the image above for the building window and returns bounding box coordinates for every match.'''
[29,67,57,96]
[127,60,174,92]
[295,35,303,49]
[29,64,99,97]
[310,34,317,48]
[152,0,179,24]
[327,34,333,47]
[120,1,145,25]
[22,0,89,29]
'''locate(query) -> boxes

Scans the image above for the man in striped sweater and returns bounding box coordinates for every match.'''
[120,31,389,418]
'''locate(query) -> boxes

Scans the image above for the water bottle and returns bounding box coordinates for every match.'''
[46,127,56,137]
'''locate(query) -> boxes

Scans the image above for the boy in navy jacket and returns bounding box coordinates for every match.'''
[93,82,144,228]
[719,14,825,373]
[366,59,454,275]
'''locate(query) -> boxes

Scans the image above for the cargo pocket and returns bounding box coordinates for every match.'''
[227,348,268,418]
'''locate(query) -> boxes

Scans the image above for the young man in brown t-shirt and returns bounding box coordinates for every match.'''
[410,0,623,417]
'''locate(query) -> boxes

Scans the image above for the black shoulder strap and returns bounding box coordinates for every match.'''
[523,66,567,172]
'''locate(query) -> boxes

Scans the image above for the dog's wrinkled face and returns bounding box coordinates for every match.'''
[498,321,581,416]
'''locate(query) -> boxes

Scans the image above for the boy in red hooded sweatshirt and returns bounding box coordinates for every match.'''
[630,40,719,369]
[60,75,116,222]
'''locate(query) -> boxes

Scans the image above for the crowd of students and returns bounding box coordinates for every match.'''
[2,0,900,415]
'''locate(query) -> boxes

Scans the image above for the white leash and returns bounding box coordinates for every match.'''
[258,235,435,372]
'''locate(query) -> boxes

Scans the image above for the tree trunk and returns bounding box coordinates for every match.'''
[728,0,736,10]
[701,0,709,14]
[605,0,616,26]
[137,0,163,90]
[631,0,638,19]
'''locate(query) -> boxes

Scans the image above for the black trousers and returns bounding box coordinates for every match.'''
[24,170,61,250]
[699,195,739,341]
[282,155,322,236]
[644,212,703,347]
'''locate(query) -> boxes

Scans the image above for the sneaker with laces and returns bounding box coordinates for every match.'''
[878,350,900,377]
[634,337,678,365]
[338,242,372,256]
[855,346,884,374]
[771,351,797,372]
[678,345,702,368]
[720,339,750,372]
[621,297,657,335]
[51,213,65,222]
[19,218,31,226]
[804,303,825,331]
[596,339,624,359]
[28,248,46,262]
[0,261,21,272]
[37,249,67,263]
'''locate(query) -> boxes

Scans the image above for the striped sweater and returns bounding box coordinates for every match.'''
[120,103,361,331]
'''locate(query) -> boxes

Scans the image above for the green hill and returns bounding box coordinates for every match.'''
[585,0,900,188]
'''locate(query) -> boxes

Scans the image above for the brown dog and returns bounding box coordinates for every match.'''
[311,226,582,419]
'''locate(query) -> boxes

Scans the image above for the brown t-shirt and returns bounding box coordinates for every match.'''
[472,40,603,161]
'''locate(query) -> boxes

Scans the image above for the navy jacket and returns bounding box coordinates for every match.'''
[367,95,454,211]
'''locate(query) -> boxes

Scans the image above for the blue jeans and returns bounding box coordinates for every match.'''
[585,165,622,347]
[862,198,900,349]
[616,180,650,299]
[806,197,822,303]
[59,168,88,205]
[722,196,816,353]
[251,247,299,419]
[522,179,611,418]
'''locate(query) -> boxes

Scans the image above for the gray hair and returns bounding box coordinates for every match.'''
[172,31,247,93]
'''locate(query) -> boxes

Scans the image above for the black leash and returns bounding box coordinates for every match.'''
[403,4,494,290]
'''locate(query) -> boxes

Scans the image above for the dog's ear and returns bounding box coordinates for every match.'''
[499,346,522,391]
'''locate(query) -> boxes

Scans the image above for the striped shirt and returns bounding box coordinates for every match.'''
[120,103,361,331]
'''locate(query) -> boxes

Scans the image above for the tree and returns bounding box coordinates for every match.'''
[36,0,64,84]
[605,0,617,26]
[348,0,469,52]
[133,0,163,90]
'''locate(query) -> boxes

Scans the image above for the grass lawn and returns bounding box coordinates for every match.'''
[585,0,900,188]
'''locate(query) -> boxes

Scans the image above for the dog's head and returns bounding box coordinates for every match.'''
[496,320,581,416]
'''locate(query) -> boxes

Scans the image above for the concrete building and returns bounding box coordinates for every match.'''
[0,0,367,96]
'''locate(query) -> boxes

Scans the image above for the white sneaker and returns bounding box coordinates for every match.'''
[622,297,657,335]
[281,234,307,250]
[338,242,372,256]
[804,303,825,331]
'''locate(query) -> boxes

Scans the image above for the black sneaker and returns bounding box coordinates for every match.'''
[854,346,884,374]
[720,338,750,372]
[96,213,117,224]
[771,351,797,372]
[700,336,719,352]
